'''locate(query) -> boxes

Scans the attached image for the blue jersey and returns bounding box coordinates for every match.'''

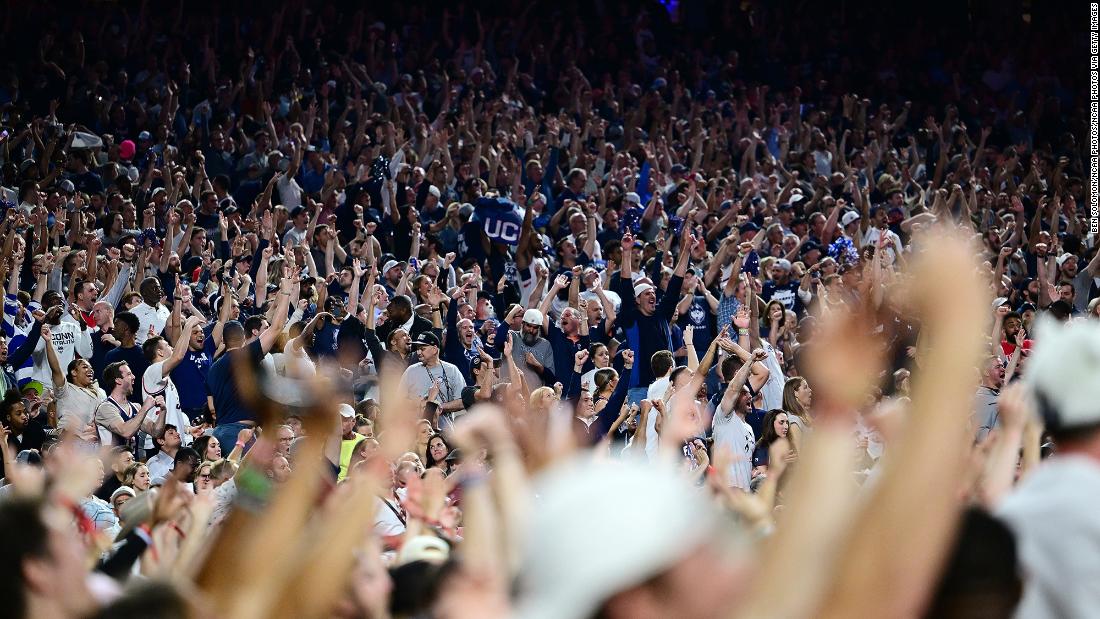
[172,335,215,410]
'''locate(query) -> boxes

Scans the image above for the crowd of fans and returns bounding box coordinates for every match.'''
[0,0,1095,617]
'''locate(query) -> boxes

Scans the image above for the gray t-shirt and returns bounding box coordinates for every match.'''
[972,386,999,443]
[503,331,555,388]
[998,455,1100,618]
[399,361,466,404]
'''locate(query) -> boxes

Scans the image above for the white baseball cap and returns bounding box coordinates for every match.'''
[633,282,655,297]
[1026,318,1100,431]
[841,210,861,227]
[514,457,734,619]
[624,192,641,205]
[397,534,450,566]
[338,403,355,419]
[522,308,544,325]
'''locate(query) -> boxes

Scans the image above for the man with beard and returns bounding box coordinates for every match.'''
[29,291,92,388]
[93,361,166,453]
[712,348,767,490]
[760,259,808,315]
[399,332,466,413]
[103,312,148,404]
[501,308,556,389]
[443,286,481,377]
[364,279,413,373]
[538,274,591,381]
[170,309,217,428]
[616,227,690,404]
[1054,250,1100,314]
[972,355,1006,442]
[141,315,205,452]
[376,294,433,344]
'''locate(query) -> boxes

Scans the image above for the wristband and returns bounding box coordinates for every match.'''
[737,328,749,336]
[235,441,246,449]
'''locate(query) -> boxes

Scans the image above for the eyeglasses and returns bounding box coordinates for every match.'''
[198,473,212,480]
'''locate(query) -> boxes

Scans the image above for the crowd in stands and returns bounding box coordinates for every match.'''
[0,0,1096,617]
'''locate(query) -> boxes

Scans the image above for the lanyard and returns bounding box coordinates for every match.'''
[424,365,452,401]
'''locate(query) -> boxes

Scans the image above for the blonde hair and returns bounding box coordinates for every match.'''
[529,386,558,412]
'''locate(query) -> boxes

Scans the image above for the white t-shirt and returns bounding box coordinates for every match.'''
[374,493,407,539]
[142,361,190,448]
[861,227,904,264]
[644,376,672,459]
[712,404,755,490]
[132,303,170,344]
[30,317,92,386]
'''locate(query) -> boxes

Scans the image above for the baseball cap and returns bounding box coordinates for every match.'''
[624,192,641,206]
[841,211,861,227]
[633,282,655,297]
[338,403,355,419]
[428,185,441,199]
[411,332,441,348]
[1055,253,1077,267]
[137,130,152,141]
[382,259,404,273]
[522,308,544,325]
[289,205,307,218]
[773,259,792,271]
[738,222,761,234]
[397,535,450,566]
[1026,318,1100,431]
[58,179,75,194]
[513,457,733,619]
[110,485,137,504]
[669,163,687,175]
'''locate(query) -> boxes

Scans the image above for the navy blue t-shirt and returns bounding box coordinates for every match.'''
[761,280,803,315]
[677,294,715,352]
[206,339,264,426]
[104,345,149,404]
[171,335,216,410]
[312,321,340,358]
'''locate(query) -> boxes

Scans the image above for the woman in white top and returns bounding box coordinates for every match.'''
[580,342,611,395]
[783,376,814,455]
[44,326,105,443]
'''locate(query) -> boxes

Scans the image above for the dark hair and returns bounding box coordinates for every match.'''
[720,354,742,381]
[62,358,90,387]
[389,294,412,313]
[244,315,266,335]
[102,361,129,391]
[593,368,618,395]
[143,336,165,361]
[923,508,1022,618]
[754,409,788,454]
[650,350,674,378]
[193,435,217,459]
[0,496,50,618]
[424,434,452,470]
[88,579,189,619]
[114,311,140,335]
[222,320,245,344]
[0,387,25,422]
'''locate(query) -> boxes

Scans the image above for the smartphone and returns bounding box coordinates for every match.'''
[409,257,418,269]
